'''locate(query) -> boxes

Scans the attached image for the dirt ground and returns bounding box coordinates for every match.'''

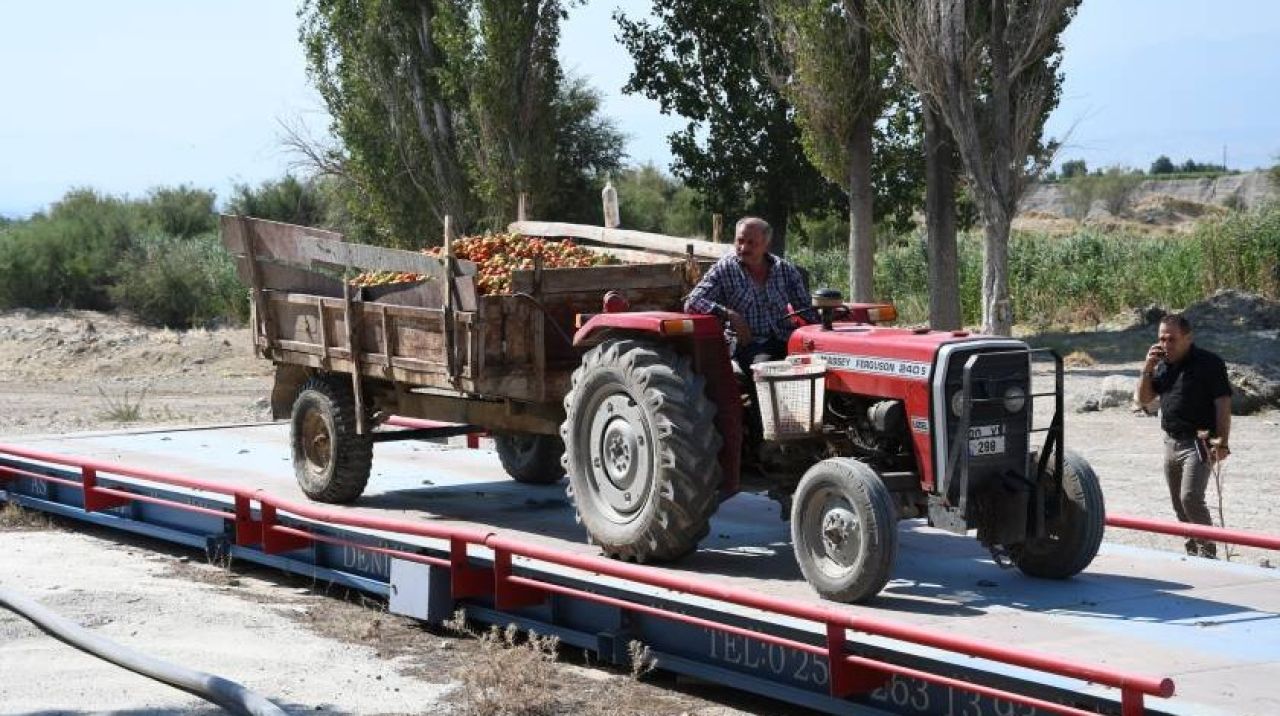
[0,304,1276,713]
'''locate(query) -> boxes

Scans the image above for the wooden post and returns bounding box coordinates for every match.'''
[532,255,545,401]
[342,275,368,436]
[517,193,529,222]
[238,216,276,357]
[712,213,724,243]
[442,216,458,382]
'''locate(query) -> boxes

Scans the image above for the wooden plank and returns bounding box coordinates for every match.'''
[510,262,688,294]
[221,215,478,279]
[239,261,345,296]
[509,220,729,260]
[577,244,672,265]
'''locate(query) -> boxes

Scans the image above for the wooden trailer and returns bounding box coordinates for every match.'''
[220,215,724,499]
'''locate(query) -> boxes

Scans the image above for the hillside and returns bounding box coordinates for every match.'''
[1016,170,1276,233]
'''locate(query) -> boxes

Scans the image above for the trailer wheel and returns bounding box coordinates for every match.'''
[791,459,897,603]
[1013,449,1105,579]
[290,376,372,503]
[494,433,566,484]
[561,339,721,562]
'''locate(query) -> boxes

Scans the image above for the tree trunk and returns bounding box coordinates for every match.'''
[847,112,875,302]
[981,203,1013,336]
[924,106,961,330]
[981,0,1014,337]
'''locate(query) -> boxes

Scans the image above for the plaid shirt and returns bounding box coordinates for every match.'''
[685,253,811,340]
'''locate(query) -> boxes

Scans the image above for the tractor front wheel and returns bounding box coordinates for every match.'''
[1012,449,1105,579]
[561,339,722,563]
[791,459,897,603]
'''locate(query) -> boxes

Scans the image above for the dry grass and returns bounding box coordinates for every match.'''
[0,502,53,532]
[96,385,148,423]
[627,640,656,681]
[446,610,562,716]
[1063,350,1098,368]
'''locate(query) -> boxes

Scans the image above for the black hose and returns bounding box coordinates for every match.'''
[0,584,288,716]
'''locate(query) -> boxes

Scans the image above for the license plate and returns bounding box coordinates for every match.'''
[967,424,1005,456]
[968,435,1005,456]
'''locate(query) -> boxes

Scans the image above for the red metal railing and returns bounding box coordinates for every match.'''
[1108,513,1280,551]
[0,442,1174,716]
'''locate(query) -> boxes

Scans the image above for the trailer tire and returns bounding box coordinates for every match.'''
[561,339,721,563]
[1013,449,1105,580]
[495,433,566,484]
[290,376,373,504]
[791,459,897,603]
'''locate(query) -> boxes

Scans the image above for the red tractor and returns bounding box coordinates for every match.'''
[562,289,1105,603]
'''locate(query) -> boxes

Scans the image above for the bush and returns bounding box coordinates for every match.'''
[109,232,247,328]
[1094,168,1144,217]
[1063,175,1096,222]
[144,185,217,238]
[791,203,1280,328]
[0,189,141,310]
[226,175,332,227]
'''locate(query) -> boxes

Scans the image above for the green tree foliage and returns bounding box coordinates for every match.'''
[612,164,708,237]
[0,189,141,310]
[301,0,476,246]
[1060,158,1088,180]
[300,0,620,246]
[142,185,217,238]
[616,0,840,253]
[1180,158,1227,174]
[227,175,332,227]
[0,186,246,328]
[109,232,247,327]
[1150,155,1175,174]
[538,76,627,225]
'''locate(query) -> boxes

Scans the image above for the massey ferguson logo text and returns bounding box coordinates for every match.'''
[817,353,930,380]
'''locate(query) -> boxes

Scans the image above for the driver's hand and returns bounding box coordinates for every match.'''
[726,309,752,343]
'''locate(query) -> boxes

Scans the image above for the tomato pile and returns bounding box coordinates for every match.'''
[424,232,615,295]
[349,270,426,287]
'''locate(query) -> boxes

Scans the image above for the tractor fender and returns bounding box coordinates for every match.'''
[571,311,723,349]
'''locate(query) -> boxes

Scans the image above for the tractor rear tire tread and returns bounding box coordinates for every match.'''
[561,339,722,563]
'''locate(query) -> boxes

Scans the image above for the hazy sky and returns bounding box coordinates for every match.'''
[2,1,1278,217]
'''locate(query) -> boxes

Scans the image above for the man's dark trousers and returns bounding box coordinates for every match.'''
[1163,435,1216,558]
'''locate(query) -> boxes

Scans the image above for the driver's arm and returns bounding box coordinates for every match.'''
[685,261,730,319]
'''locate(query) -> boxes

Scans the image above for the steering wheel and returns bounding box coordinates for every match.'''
[777,304,849,328]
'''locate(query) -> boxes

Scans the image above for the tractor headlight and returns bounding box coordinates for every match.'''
[949,390,966,417]
[1003,385,1027,413]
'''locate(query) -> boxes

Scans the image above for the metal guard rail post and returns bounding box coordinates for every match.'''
[0,442,1177,716]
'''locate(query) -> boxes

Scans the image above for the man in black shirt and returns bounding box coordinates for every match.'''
[1135,313,1233,558]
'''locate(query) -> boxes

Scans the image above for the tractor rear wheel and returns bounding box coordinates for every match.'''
[1012,449,1105,579]
[561,339,721,562]
[791,459,897,603]
[494,433,566,485]
[290,376,373,504]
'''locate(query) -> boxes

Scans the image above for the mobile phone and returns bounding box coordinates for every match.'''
[1194,437,1210,464]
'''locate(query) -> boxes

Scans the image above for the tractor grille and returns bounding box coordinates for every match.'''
[937,345,1032,497]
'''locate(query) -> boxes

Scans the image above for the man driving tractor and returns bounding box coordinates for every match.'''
[684,216,812,375]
